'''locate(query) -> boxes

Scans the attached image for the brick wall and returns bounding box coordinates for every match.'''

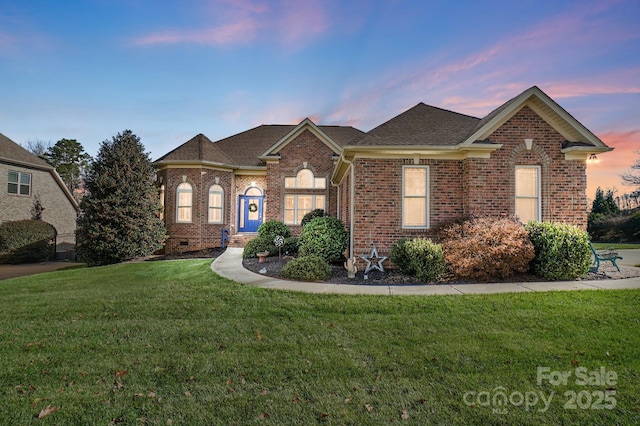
[158,167,235,254]
[265,129,338,236]
[349,106,588,267]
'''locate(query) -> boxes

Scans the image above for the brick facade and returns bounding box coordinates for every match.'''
[265,129,338,235]
[348,106,588,267]
[156,89,603,259]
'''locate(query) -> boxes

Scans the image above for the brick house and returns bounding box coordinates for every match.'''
[0,133,79,254]
[155,86,612,264]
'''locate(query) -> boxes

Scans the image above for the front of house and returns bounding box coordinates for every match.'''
[154,86,613,266]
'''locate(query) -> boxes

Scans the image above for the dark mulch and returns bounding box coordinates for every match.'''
[243,255,640,286]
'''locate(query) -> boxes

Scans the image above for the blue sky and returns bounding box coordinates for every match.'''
[1,0,639,199]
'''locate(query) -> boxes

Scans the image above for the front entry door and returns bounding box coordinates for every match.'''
[238,195,264,233]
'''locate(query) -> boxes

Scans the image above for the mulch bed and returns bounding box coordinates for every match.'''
[243,255,640,286]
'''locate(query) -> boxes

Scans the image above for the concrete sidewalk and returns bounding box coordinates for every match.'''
[211,248,640,295]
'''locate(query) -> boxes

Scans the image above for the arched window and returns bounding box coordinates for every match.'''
[283,169,326,225]
[285,168,326,189]
[176,182,192,223]
[208,184,224,224]
[159,184,165,220]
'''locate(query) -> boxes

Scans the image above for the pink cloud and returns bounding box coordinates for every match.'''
[133,0,333,48]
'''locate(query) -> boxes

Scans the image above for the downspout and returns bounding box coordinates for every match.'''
[339,154,356,259]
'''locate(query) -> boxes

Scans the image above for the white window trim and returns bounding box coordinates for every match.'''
[284,194,325,225]
[159,184,165,220]
[208,185,224,224]
[8,170,32,196]
[402,165,430,229]
[176,182,192,223]
[515,165,541,223]
[284,168,326,189]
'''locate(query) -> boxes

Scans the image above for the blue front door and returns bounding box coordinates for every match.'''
[238,195,263,232]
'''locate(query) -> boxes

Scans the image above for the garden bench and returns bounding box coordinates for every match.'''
[589,243,622,272]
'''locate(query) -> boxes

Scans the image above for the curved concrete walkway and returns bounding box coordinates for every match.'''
[211,248,640,295]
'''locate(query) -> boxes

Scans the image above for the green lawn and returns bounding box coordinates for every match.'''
[1,260,639,425]
[591,242,640,250]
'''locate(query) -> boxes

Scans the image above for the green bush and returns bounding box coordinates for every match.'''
[281,255,332,281]
[390,238,445,283]
[526,221,591,280]
[298,216,348,263]
[0,220,56,264]
[436,216,535,281]
[258,220,291,241]
[301,209,326,227]
[389,239,414,275]
[283,237,299,255]
[242,237,274,259]
[588,210,640,243]
[243,221,293,258]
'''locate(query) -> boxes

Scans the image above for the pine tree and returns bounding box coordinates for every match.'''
[77,130,166,266]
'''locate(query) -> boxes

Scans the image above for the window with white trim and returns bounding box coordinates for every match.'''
[208,184,224,224]
[515,166,541,223]
[284,195,325,225]
[402,166,429,228]
[159,184,165,220]
[284,169,326,189]
[8,170,31,196]
[176,182,192,223]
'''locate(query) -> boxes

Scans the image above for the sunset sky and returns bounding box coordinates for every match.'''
[1,0,639,201]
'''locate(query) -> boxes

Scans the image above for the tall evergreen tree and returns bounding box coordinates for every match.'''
[43,138,92,197]
[77,130,166,266]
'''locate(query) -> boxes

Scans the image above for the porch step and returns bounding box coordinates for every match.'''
[226,233,258,248]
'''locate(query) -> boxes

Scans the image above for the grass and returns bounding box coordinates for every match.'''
[1,260,639,425]
[591,242,640,250]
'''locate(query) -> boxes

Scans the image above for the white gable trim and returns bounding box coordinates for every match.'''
[460,86,611,150]
[258,118,343,161]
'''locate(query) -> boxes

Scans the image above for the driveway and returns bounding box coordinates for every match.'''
[0,261,85,281]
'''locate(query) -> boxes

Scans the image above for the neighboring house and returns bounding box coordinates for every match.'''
[155,86,613,265]
[0,133,79,254]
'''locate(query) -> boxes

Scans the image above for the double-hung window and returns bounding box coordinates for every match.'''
[402,166,429,228]
[176,182,192,223]
[515,166,541,223]
[8,171,31,196]
[208,184,224,224]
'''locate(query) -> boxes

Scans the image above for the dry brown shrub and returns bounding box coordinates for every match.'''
[436,216,535,281]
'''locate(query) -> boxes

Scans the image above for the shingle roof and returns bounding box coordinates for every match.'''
[348,103,480,147]
[0,133,53,169]
[157,124,364,167]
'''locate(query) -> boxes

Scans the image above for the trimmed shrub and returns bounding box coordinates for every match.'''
[243,237,274,259]
[281,255,331,281]
[243,221,292,258]
[437,216,535,281]
[390,238,412,274]
[301,209,326,228]
[0,220,56,264]
[298,216,348,263]
[390,238,445,283]
[258,220,291,241]
[283,237,299,256]
[526,221,591,280]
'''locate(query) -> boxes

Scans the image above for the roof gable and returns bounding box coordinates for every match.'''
[259,118,349,159]
[461,86,610,150]
[0,133,53,169]
[0,133,79,211]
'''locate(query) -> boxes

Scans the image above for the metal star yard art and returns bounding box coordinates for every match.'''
[360,244,387,274]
